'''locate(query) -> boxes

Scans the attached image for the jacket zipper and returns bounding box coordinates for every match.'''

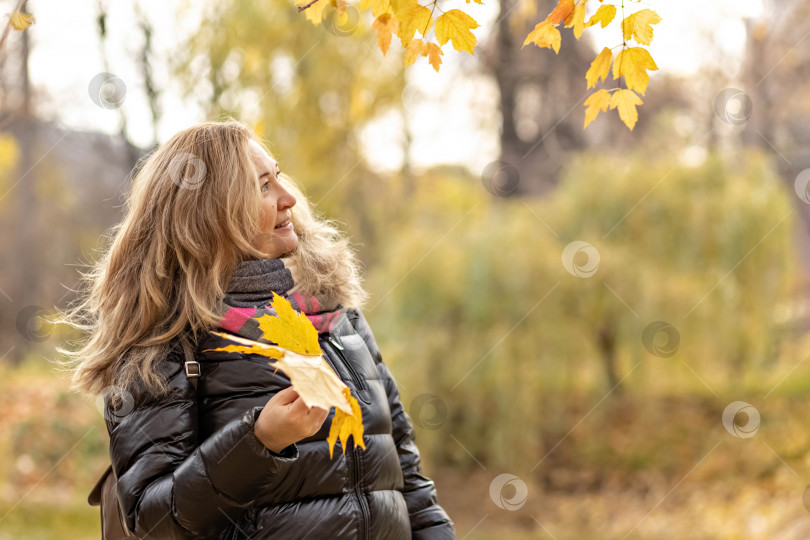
[320,338,339,374]
[351,444,371,540]
[323,333,371,539]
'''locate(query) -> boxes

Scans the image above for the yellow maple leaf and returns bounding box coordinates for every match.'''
[372,13,397,55]
[585,4,616,28]
[425,42,444,72]
[583,88,611,129]
[434,9,479,55]
[610,88,643,130]
[295,0,328,26]
[545,0,574,25]
[404,38,428,65]
[204,293,366,458]
[206,330,354,415]
[522,21,561,54]
[586,47,612,89]
[563,2,586,39]
[326,386,366,458]
[256,291,321,355]
[10,11,36,31]
[621,8,662,46]
[465,0,484,4]
[612,46,658,95]
[271,349,354,414]
[395,0,433,46]
[205,333,285,359]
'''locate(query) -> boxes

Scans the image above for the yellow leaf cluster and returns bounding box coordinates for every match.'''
[292,0,662,129]
[297,0,478,72]
[204,293,365,458]
[578,3,661,130]
[518,0,660,130]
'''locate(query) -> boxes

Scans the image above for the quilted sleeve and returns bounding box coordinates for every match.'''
[349,309,457,540]
[105,341,299,539]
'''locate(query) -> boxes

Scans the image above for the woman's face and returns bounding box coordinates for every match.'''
[248,139,298,258]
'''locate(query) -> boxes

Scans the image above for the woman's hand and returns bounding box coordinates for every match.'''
[254,386,330,453]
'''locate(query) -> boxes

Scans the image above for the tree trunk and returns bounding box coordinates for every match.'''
[484,0,594,197]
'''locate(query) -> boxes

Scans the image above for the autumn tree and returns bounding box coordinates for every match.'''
[173,0,409,259]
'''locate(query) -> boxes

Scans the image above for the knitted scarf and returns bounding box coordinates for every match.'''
[215,256,345,344]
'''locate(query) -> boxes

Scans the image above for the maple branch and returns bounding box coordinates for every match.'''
[297,0,321,13]
[424,0,439,41]
[0,0,27,55]
[618,0,625,90]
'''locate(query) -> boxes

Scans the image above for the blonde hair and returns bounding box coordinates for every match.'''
[51,118,368,401]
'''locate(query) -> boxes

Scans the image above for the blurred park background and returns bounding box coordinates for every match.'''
[2,0,810,538]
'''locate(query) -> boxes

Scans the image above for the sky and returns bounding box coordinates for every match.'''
[12,0,769,175]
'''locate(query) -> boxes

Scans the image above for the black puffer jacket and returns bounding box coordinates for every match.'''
[105,308,456,539]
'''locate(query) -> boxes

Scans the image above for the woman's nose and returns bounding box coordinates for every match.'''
[278,190,296,210]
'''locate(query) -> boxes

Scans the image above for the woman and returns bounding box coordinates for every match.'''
[56,119,456,539]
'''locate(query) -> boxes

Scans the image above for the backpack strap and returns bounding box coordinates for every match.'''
[180,335,201,392]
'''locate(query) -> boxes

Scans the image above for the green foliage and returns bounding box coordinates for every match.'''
[371,147,797,472]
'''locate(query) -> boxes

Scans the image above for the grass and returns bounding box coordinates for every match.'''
[0,501,99,540]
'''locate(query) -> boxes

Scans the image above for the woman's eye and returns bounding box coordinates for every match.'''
[261,181,270,192]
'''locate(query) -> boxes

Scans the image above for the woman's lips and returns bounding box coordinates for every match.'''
[274,220,293,230]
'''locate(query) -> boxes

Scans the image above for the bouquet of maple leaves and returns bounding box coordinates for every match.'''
[203,292,365,459]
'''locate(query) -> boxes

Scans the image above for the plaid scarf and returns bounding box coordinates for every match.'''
[215,256,345,343]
